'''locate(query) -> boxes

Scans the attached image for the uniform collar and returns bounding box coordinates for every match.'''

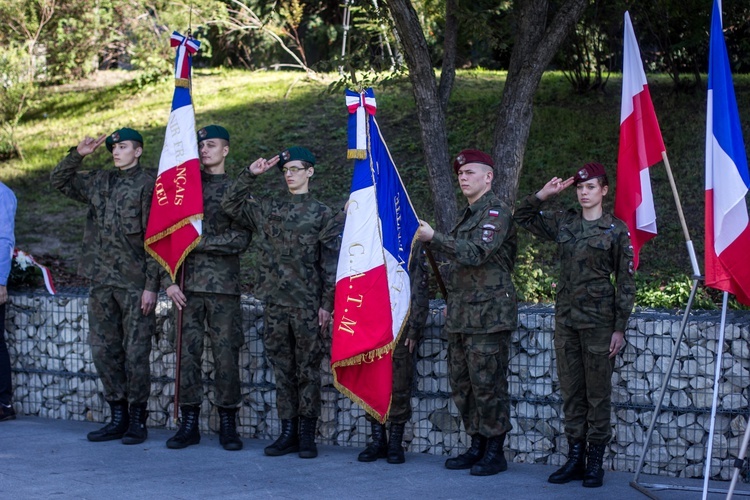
[467,190,494,214]
[201,170,228,182]
[117,163,141,177]
[288,192,311,202]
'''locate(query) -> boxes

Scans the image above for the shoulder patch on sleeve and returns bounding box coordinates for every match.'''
[489,209,499,217]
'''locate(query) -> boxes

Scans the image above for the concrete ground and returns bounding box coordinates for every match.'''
[1,417,748,499]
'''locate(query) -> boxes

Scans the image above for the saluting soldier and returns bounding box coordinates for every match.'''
[164,125,251,451]
[514,162,635,488]
[417,149,517,477]
[221,146,343,459]
[51,128,160,445]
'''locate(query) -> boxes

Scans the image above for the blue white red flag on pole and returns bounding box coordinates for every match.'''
[614,11,665,270]
[331,88,420,423]
[145,32,203,281]
[705,0,750,306]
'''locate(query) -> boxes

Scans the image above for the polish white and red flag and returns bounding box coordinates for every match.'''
[705,0,750,305]
[145,32,203,280]
[614,11,665,270]
[332,89,420,423]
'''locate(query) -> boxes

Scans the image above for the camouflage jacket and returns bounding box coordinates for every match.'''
[164,171,251,295]
[514,194,636,332]
[50,149,160,292]
[428,191,517,334]
[403,242,431,341]
[221,169,343,311]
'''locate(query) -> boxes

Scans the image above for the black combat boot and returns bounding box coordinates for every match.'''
[470,433,508,476]
[445,434,486,470]
[87,400,129,442]
[121,403,148,445]
[358,422,388,462]
[218,407,243,451]
[548,440,586,484]
[582,443,607,488]
[166,405,201,449]
[386,423,406,464]
[264,418,299,456]
[298,416,318,459]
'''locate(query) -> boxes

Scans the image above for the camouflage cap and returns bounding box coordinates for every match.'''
[105,127,143,152]
[278,146,316,170]
[573,162,607,184]
[453,149,494,174]
[197,124,230,144]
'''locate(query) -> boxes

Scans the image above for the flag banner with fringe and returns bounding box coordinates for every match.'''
[145,32,203,281]
[614,11,666,270]
[331,88,420,423]
[705,0,750,305]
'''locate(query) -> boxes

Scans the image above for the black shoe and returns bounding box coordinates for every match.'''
[470,434,508,476]
[218,407,243,451]
[548,440,586,484]
[0,403,17,422]
[87,400,128,442]
[298,416,318,459]
[166,405,201,449]
[445,435,486,470]
[265,418,299,456]
[122,403,148,445]
[358,422,388,462]
[387,423,406,464]
[582,443,607,488]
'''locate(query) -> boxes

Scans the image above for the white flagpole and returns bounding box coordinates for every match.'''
[702,291,729,499]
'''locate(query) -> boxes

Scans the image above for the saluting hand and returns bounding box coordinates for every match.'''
[248,155,280,175]
[536,176,575,201]
[76,135,107,157]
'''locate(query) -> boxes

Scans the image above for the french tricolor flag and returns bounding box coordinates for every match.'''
[145,32,203,281]
[705,0,750,306]
[331,89,420,423]
[614,11,665,270]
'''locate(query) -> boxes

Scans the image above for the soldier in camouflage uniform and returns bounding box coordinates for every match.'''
[417,149,517,477]
[357,242,430,464]
[514,162,635,488]
[222,146,343,459]
[164,125,251,451]
[50,128,159,445]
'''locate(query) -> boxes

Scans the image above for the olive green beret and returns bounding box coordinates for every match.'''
[278,146,316,170]
[197,125,230,143]
[105,128,143,152]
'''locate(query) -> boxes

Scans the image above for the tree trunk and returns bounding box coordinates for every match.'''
[492,0,588,205]
[385,0,457,232]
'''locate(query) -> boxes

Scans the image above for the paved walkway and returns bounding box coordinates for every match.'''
[1,417,747,499]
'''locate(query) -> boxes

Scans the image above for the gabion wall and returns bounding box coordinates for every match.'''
[5,290,750,480]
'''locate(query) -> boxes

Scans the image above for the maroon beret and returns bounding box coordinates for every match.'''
[453,149,494,174]
[573,162,607,184]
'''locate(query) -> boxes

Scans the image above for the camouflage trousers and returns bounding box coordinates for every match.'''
[554,323,614,445]
[447,331,512,438]
[88,284,154,404]
[175,292,242,408]
[264,303,324,420]
[365,335,414,425]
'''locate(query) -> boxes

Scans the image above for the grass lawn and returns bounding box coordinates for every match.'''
[1,68,748,308]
